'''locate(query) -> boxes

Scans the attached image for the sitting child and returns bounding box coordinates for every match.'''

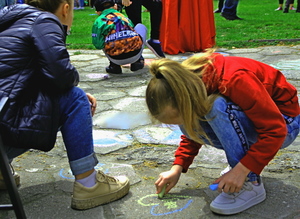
[92,0,148,74]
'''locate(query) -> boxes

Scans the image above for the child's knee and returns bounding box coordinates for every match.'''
[205,96,228,119]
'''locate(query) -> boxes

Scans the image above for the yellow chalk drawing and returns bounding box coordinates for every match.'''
[137,194,193,216]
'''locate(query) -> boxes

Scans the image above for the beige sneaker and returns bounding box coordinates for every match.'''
[71,170,130,210]
[0,170,20,190]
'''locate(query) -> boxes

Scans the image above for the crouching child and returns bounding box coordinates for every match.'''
[92,0,148,74]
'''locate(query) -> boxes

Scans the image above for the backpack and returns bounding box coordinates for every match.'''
[102,13,143,57]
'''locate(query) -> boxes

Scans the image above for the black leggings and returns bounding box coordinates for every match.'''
[125,0,162,39]
[279,0,294,4]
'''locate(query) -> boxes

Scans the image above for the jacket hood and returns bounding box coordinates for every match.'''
[0,4,40,32]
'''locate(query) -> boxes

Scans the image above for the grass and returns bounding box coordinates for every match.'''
[214,0,300,48]
[66,0,300,50]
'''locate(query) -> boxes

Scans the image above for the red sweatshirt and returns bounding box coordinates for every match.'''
[173,54,299,174]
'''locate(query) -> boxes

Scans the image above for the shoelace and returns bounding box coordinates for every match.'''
[98,171,117,183]
[229,182,252,196]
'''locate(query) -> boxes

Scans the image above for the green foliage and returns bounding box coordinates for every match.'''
[66,1,300,50]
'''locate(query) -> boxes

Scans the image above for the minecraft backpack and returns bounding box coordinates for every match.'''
[94,13,143,57]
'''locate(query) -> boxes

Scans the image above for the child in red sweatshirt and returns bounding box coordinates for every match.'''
[145,48,299,215]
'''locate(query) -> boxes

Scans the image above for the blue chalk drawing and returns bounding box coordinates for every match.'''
[138,194,193,216]
[59,168,73,180]
[162,127,183,143]
[92,130,133,148]
[134,124,182,145]
[94,138,121,147]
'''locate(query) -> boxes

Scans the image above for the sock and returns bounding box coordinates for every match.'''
[151,39,160,44]
[76,170,97,188]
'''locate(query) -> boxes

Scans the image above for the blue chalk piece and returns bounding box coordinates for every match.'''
[209,184,219,191]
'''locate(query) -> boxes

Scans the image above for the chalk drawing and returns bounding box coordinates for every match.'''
[137,194,193,216]
[86,73,109,80]
[94,138,125,147]
[271,59,300,70]
[134,124,182,145]
[93,130,133,148]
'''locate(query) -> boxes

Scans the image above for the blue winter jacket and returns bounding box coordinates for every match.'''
[0,4,79,151]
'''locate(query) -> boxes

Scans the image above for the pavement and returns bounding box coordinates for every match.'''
[1,45,300,219]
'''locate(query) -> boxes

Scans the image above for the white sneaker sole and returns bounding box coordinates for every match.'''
[210,190,266,215]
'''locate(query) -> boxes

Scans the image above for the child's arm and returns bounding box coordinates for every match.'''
[155,135,201,195]
[92,17,112,50]
[173,135,202,173]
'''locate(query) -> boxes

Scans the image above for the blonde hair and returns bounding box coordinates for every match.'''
[146,49,218,144]
[26,0,72,13]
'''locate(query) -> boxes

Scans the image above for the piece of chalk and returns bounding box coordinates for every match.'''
[209,183,219,191]
[158,184,167,198]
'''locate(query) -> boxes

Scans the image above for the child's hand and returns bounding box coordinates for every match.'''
[213,162,250,193]
[86,93,97,116]
[122,0,132,7]
[155,165,183,195]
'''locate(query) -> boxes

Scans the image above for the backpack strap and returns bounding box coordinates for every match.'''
[101,13,131,32]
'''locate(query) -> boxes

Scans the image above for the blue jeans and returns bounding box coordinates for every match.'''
[4,87,98,175]
[222,0,239,16]
[0,0,15,8]
[180,96,300,181]
[79,0,84,7]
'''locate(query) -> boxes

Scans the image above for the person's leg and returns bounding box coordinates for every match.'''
[124,0,142,25]
[179,97,260,180]
[79,0,85,9]
[105,60,122,74]
[58,87,97,176]
[142,0,165,58]
[130,23,147,71]
[297,0,300,12]
[135,23,147,44]
[58,87,129,210]
[203,97,259,179]
[74,0,79,8]
[201,96,298,215]
[203,97,299,180]
[203,97,264,214]
[142,0,162,40]
[218,0,225,11]
[214,0,224,13]
[222,0,239,17]
[276,0,283,10]
[281,114,300,148]
[284,0,292,12]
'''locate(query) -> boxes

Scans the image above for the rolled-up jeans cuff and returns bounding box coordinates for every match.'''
[247,172,259,182]
[69,153,98,175]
